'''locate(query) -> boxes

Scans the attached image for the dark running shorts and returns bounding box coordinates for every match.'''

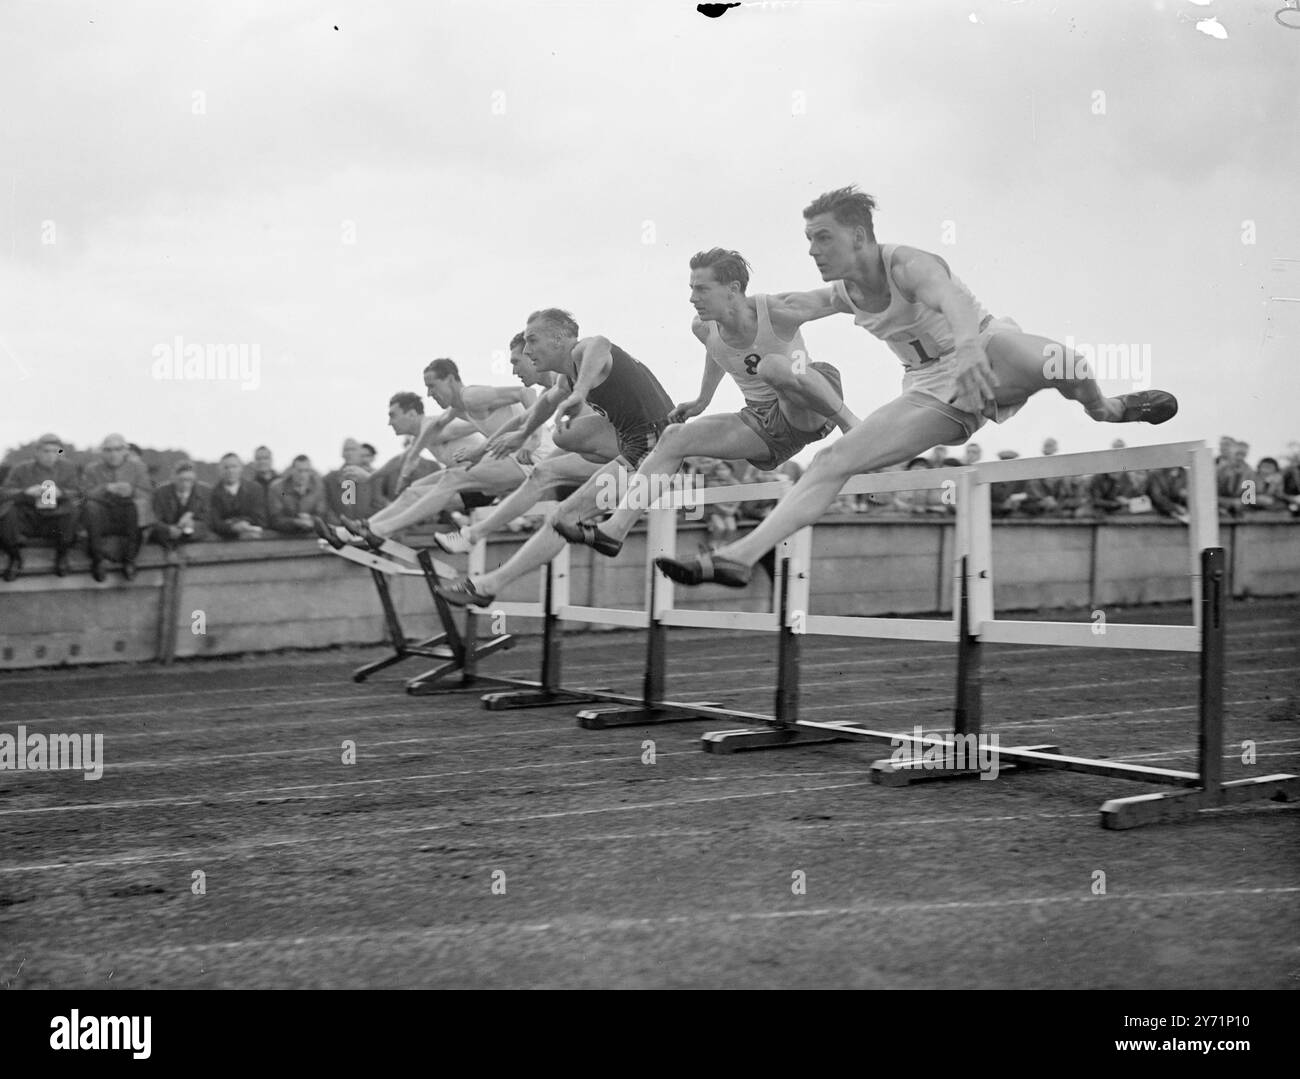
[616,420,668,470]
[459,490,497,511]
[737,361,844,470]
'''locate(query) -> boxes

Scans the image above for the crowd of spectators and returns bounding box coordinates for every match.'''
[2,425,1296,583]
[0,432,415,582]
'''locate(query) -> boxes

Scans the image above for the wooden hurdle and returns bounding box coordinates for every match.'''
[325,513,600,703]
[324,539,513,695]
[479,502,731,720]
[627,440,1298,829]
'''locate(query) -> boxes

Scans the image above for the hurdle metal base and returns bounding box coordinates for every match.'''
[575,699,724,729]
[869,744,1061,786]
[480,684,611,710]
[329,540,534,697]
[353,637,450,683]
[1100,775,1300,830]
[702,725,853,753]
[403,631,517,696]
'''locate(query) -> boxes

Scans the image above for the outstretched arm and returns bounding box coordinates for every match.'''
[766,287,848,336]
[669,320,726,423]
[485,384,564,458]
[894,248,996,408]
[463,384,536,412]
[554,336,613,427]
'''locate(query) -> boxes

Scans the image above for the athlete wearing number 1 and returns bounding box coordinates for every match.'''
[656,184,1180,588]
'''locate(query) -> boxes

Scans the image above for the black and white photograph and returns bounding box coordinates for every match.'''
[1,0,1297,1023]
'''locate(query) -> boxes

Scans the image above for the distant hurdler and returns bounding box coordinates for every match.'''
[436,307,674,608]
[333,357,539,547]
[431,332,603,554]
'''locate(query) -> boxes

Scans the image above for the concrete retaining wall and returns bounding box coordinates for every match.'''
[1,518,1296,671]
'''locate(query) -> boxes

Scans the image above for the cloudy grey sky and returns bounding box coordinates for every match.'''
[1,0,1297,471]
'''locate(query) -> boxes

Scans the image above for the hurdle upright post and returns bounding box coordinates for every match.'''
[1185,443,1220,628]
[953,467,991,736]
[773,527,812,725]
[1197,546,1226,795]
[575,499,736,728]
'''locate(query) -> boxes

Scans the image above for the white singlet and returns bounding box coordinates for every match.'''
[699,294,810,406]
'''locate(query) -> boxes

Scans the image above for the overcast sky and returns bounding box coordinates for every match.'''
[1,0,1297,471]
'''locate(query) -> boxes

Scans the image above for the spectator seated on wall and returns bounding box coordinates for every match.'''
[1023,474,1087,518]
[739,465,792,524]
[82,432,154,582]
[1248,457,1298,515]
[268,455,327,536]
[1217,439,1254,519]
[0,432,82,581]
[991,449,1029,517]
[1281,446,1300,501]
[1147,466,1189,523]
[892,457,948,515]
[210,452,268,540]
[323,438,386,527]
[853,465,897,514]
[702,460,742,547]
[244,445,279,518]
[151,460,213,548]
[1088,469,1151,516]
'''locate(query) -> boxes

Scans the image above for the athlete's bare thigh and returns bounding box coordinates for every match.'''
[554,413,620,462]
[820,392,969,477]
[668,413,771,462]
[985,331,1072,410]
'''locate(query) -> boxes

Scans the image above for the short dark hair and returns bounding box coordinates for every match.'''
[220,452,241,464]
[360,442,377,456]
[527,308,579,338]
[388,391,424,415]
[1258,456,1279,470]
[173,460,195,475]
[510,332,525,351]
[292,454,311,467]
[424,357,460,381]
[254,445,272,455]
[127,442,143,456]
[906,457,930,469]
[689,248,751,292]
[803,185,878,240]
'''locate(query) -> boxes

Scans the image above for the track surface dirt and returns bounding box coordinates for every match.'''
[2,597,1297,989]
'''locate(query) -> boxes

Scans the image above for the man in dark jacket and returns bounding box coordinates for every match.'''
[0,433,82,580]
[151,461,213,547]
[267,455,327,535]
[210,453,268,539]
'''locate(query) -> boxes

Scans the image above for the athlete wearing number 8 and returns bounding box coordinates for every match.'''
[554,247,858,559]
[656,185,1179,588]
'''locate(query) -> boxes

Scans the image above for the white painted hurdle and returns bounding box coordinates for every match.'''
[619,439,1297,828]
[333,441,1298,827]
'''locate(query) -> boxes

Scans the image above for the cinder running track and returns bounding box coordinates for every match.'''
[2,597,1297,989]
